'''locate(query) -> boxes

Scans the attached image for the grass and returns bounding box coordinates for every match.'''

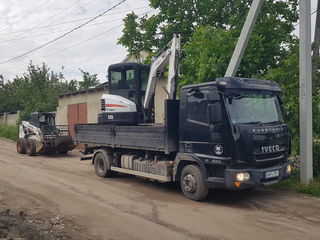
[0,124,19,141]
[270,173,320,197]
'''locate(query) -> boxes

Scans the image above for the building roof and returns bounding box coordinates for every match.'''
[59,82,108,98]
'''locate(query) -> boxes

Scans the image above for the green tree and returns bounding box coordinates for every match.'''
[119,0,298,78]
[0,62,79,119]
[263,44,320,153]
[180,27,236,86]
[78,69,100,90]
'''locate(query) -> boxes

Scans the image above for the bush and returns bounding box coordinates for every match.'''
[289,140,320,178]
[0,124,19,141]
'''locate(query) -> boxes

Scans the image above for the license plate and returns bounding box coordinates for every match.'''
[265,170,279,179]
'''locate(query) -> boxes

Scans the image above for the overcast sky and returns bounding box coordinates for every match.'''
[0,0,318,83]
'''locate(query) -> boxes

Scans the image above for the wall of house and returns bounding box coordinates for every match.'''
[0,111,20,125]
[56,90,107,125]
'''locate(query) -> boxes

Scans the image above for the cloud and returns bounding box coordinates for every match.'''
[0,0,150,82]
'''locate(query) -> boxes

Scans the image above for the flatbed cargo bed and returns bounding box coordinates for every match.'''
[75,100,180,154]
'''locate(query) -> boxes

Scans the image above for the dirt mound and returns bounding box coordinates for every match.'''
[0,209,79,240]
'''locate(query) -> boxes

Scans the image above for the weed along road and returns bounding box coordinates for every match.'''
[0,138,319,240]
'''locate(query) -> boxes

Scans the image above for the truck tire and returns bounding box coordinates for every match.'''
[26,139,37,156]
[180,165,208,201]
[94,152,114,177]
[16,138,26,154]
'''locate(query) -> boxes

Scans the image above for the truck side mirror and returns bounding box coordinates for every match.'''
[208,103,222,125]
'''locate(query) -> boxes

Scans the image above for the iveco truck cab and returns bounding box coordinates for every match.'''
[178,77,291,190]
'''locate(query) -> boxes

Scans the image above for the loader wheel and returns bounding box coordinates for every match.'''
[16,138,26,154]
[180,165,208,201]
[26,139,37,156]
[94,151,115,178]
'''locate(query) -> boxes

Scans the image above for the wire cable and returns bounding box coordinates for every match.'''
[0,0,51,33]
[0,6,149,36]
[42,23,123,59]
[0,0,127,65]
[29,0,83,31]
[0,18,124,43]
[1,9,154,71]
[293,7,320,28]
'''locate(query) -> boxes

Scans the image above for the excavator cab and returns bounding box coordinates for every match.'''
[108,62,150,111]
[98,63,150,124]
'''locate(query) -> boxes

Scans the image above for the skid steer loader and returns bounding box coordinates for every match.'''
[16,112,75,156]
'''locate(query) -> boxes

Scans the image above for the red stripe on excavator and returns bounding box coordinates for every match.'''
[105,104,127,108]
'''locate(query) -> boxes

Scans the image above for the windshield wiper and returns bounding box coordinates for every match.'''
[265,120,283,124]
[233,94,246,100]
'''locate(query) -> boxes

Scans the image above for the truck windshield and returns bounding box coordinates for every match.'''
[226,91,284,124]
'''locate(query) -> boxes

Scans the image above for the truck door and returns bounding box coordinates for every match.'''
[180,86,226,157]
[180,87,211,154]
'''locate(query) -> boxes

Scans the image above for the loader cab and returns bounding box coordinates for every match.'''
[108,63,150,111]
[29,112,55,128]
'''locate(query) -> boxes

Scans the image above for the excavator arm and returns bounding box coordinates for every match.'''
[143,34,181,119]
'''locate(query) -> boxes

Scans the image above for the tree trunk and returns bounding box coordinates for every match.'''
[312,0,320,95]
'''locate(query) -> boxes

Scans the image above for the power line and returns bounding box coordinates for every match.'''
[49,0,97,25]
[0,24,123,71]
[0,18,124,43]
[0,0,51,33]
[29,0,83,31]
[0,7,149,43]
[42,24,123,59]
[29,0,96,37]
[1,9,153,71]
[39,8,152,59]
[0,0,127,65]
[293,7,320,28]
[0,6,148,36]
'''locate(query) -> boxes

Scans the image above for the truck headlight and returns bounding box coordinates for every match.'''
[286,165,292,175]
[236,172,250,181]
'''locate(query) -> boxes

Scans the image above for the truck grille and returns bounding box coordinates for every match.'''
[101,99,106,111]
[251,132,288,163]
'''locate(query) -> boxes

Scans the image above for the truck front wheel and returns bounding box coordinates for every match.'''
[180,165,208,201]
[94,152,114,178]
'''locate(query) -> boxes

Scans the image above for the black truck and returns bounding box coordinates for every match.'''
[75,63,291,201]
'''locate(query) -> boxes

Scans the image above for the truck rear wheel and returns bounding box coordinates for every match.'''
[26,139,37,156]
[180,165,208,201]
[94,152,115,177]
[16,138,26,154]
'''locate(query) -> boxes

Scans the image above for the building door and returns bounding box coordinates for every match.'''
[68,103,87,139]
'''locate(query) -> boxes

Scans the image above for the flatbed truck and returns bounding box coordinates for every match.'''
[76,73,292,200]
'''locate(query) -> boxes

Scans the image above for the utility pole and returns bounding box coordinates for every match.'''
[312,0,320,94]
[225,0,264,77]
[299,0,313,184]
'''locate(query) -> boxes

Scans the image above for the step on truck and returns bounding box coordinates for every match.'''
[75,35,292,201]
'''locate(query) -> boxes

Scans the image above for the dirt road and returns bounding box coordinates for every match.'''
[0,138,319,240]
